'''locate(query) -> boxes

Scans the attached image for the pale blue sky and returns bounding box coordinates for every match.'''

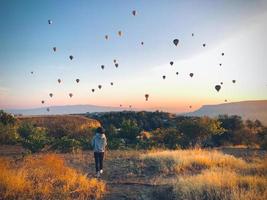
[0,0,267,112]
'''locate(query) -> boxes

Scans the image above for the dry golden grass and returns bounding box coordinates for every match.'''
[141,149,248,174]
[0,154,105,200]
[174,168,267,200]
[141,149,267,200]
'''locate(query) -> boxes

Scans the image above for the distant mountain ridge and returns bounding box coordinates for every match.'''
[3,100,267,125]
[186,100,267,125]
[4,105,126,116]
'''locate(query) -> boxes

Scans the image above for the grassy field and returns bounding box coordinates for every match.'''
[0,146,266,200]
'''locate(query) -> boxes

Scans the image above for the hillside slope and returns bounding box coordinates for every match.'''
[186,100,267,124]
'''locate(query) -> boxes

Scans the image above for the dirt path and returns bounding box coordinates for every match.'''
[65,150,174,200]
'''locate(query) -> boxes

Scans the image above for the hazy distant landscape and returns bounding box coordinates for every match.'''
[5,100,267,125]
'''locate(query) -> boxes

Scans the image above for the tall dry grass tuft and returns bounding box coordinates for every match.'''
[174,168,267,200]
[141,149,248,174]
[0,154,105,200]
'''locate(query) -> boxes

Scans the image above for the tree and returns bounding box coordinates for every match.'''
[119,119,140,143]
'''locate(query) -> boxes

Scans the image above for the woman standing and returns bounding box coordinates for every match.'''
[91,127,107,178]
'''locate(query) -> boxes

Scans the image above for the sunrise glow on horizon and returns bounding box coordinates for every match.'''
[1,0,267,113]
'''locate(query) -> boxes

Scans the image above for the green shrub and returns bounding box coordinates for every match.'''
[52,136,81,152]
[21,127,49,153]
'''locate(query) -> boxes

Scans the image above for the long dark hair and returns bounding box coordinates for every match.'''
[96,127,105,134]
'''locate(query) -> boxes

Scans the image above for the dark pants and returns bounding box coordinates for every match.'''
[94,152,104,172]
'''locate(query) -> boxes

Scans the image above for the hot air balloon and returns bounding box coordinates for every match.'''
[176,72,179,75]
[141,41,144,45]
[118,31,122,36]
[101,65,105,70]
[224,99,228,102]
[69,93,73,98]
[47,108,50,112]
[221,52,224,56]
[69,55,73,60]
[92,89,95,93]
[41,100,45,104]
[203,43,206,47]
[110,82,114,86]
[53,47,57,52]
[76,79,80,83]
[189,105,192,109]
[113,59,117,63]
[58,79,61,84]
[31,71,34,74]
[98,85,102,89]
[192,33,194,37]
[48,20,52,24]
[173,39,179,46]
[120,104,122,107]
[215,85,221,92]
[132,10,136,16]
[105,35,109,40]
[170,61,174,66]
[129,105,132,108]
[232,80,236,83]
[189,73,194,77]
[162,75,166,79]
[115,63,119,68]
[145,94,149,101]
[220,82,223,85]
[49,93,53,98]
[219,63,222,66]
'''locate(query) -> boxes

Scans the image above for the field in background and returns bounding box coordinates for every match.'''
[0,147,266,200]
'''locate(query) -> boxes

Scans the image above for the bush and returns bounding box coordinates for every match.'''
[52,136,81,152]
[21,127,49,153]
[0,123,19,144]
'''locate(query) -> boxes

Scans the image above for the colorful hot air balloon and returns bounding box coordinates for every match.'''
[215,85,221,92]
[173,39,179,46]
[69,93,73,98]
[170,61,174,66]
[98,85,102,89]
[132,10,136,16]
[53,47,57,52]
[49,93,53,98]
[69,55,74,60]
[145,94,149,101]
[76,79,80,83]
[189,73,194,77]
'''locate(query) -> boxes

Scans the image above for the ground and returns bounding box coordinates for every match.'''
[0,146,266,200]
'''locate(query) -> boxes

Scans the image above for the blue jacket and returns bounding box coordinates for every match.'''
[91,133,107,152]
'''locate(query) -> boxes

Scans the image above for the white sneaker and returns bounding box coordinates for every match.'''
[96,171,100,178]
[100,169,103,174]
